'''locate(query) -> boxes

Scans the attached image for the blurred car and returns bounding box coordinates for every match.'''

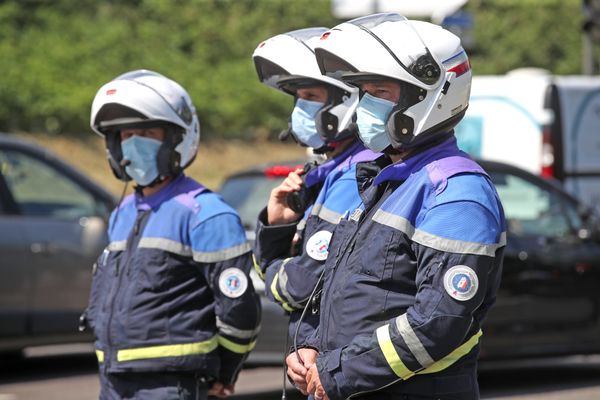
[0,133,116,354]
[220,160,305,365]
[219,157,600,364]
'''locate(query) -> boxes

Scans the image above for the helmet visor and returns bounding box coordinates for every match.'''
[254,27,328,89]
[111,70,194,125]
[254,56,291,88]
[286,27,328,43]
[323,13,442,86]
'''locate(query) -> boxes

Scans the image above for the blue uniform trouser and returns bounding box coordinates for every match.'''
[99,370,209,400]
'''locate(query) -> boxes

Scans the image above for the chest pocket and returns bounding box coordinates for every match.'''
[357,225,399,281]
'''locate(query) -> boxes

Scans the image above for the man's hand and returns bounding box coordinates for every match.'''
[267,168,305,225]
[207,382,234,398]
[307,363,329,400]
[285,347,319,395]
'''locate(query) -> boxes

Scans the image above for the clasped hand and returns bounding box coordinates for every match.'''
[286,348,329,400]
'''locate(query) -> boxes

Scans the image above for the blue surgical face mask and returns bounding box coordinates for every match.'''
[121,136,162,186]
[291,98,326,149]
[356,93,396,152]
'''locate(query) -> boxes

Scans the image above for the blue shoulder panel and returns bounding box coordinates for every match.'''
[190,193,250,262]
[108,195,137,243]
[317,165,360,210]
[374,160,506,256]
[419,174,505,245]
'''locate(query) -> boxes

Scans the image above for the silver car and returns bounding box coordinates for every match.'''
[0,133,115,354]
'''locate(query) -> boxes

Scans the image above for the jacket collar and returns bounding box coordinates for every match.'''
[135,174,208,211]
[373,136,469,185]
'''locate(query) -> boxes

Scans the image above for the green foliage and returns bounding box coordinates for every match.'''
[0,0,590,139]
[466,0,582,74]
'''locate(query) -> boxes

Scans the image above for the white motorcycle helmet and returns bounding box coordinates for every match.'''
[314,13,472,151]
[253,27,359,151]
[90,70,200,183]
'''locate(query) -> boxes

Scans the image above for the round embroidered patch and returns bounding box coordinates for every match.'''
[443,265,479,301]
[305,230,333,261]
[218,268,248,298]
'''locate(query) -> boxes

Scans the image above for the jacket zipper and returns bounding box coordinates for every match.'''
[104,210,147,370]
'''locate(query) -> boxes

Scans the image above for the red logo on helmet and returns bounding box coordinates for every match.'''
[448,60,471,77]
[320,32,331,40]
[106,89,117,95]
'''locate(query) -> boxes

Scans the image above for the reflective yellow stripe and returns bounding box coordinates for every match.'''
[418,330,482,375]
[218,336,257,354]
[376,325,415,379]
[270,273,294,312]
[117,336,218,362]
[96,350,104,363]
[252,254,265,281]
[377,324,483,379]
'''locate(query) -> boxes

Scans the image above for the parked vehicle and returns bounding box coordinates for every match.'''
[454,68,600,213]
[0,133,115,353]
[220,158,600,363]
[219,160,304,365]
[543,76,600,213]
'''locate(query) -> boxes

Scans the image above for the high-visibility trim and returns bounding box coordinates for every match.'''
[138,237,192,256]
[372,209,506,257]
[418,330,482,375]
[192,242,251,263]
[276,262,303,309]
[107,241,126,251]
[270,270,294,313]
[376,325,415,380]
[116,336,218,362]
[96,350,104,363]
[216,317,261,340]
[297,219,307,232]
[218,336,257,354]
[413,230,506,258]
[311,204,344,225]
[395,314,434,368]
[252,254,265,281]
[377,324,483,379]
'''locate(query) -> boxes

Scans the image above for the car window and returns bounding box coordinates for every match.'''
[0,148,102,219]
[489,171,583,238]
[220,174,285,230]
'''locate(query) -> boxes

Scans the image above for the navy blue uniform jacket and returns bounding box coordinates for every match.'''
[87,174,261,385]
[305,137,506,399]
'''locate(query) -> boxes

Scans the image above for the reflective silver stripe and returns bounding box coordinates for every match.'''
[372,210,506,257]
[216,317,261,339]
[277,261,304,308]
[395,313,434,368]
[107,241,126,251]
[413,230,506,257]
[193,242,251,263]
[139,237,192,256]
[311,204,343,225]
[297,219,306,232]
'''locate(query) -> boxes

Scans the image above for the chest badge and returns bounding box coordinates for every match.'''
[443,265,479,301]
[306,230,333,261]
[218,268,248,298]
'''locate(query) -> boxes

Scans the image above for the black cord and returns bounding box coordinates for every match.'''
[293,269,326,363]
[281,331,289,400]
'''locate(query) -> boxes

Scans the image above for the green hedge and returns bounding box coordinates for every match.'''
[0,0,586,139]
